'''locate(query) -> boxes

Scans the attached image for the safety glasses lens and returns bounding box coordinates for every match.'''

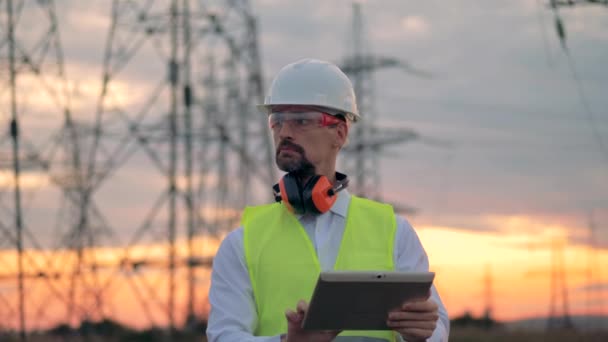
[268,112,325,130]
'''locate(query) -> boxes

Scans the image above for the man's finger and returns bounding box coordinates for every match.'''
[388,311,439,322]
[387,318,437,330]
[285,309,299,323]
[296,299,308,314]
[400,295,429,309]
[401,299,438,311]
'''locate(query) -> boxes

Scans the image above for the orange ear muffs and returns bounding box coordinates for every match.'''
[278,173,304,214]
[301,175,335,214]
[273,172,348,215]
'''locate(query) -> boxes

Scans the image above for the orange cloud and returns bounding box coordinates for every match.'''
[0,170,50,190]
[1,215,606,330]
[417,221,608,321]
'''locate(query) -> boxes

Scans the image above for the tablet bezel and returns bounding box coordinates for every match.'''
[301,271,435,331]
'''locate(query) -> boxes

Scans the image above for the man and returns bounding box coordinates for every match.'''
[207,59,449,341]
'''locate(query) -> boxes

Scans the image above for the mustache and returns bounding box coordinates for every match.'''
[276,140,305,155]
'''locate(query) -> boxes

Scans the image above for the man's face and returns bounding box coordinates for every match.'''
[269,106,347,176]
[275,138,315,175]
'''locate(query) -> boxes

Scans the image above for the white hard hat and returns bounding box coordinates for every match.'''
[258,59,360,122]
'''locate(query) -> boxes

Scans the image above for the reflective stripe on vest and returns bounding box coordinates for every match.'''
[243,196,398,341]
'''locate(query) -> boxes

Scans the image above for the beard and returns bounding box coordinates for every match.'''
[276,140,316,177]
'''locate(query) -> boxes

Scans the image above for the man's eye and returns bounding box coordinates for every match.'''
[295,119,311,126]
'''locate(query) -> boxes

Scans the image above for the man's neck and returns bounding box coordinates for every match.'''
[302,171,336,185]
[314,164,337,184]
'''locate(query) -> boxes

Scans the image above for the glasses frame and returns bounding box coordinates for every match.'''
[268,111,345,132]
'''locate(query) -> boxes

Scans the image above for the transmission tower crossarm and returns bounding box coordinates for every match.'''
[551,0,608,7]
[342,127,419,152]
[340,54,432,78]
[340,54,396,73]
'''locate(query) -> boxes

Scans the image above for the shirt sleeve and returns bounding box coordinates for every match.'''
[206,227,282,342]
[394,216,450,342]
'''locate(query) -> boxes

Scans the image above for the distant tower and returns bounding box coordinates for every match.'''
[586,211,603,329]
[546,237,575,330]
[483,264,493,324]
[340,2,422,204]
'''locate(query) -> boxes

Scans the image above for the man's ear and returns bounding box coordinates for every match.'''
[334,122,348,148]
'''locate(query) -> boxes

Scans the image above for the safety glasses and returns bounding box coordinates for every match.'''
[268,111,344,132]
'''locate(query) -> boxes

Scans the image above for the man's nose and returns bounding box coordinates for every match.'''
[278,121,295,139]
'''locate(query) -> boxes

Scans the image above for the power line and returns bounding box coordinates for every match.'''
[547,0,608,166]
[381,94,608,124]
[537,0,556,67]
[562,49,608,165]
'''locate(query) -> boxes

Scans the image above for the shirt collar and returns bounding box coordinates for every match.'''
[329,189,350,218]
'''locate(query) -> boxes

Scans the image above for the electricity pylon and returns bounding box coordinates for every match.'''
[0,0,274,337]
[339,2,431,212]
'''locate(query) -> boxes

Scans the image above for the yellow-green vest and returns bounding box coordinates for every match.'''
[242,196,398,341]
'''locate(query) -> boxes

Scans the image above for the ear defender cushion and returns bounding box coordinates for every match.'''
[301,175,336,214]
[279,173,303,214]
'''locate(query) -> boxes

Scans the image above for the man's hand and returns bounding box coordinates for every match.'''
[386,294,439,342]
[283,300,341,342]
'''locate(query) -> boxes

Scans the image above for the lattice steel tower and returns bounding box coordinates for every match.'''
[340,2,425,203]
[546,238,575,330]
[88,0,275,334]
[0,0,275,338]
[0,0,109,338]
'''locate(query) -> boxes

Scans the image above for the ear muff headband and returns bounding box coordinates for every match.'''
[274,172,348,215]
[277,177,295,213]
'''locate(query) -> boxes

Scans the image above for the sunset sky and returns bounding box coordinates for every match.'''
[0,0,607,332]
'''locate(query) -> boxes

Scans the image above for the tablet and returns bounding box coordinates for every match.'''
[301,271,435,331]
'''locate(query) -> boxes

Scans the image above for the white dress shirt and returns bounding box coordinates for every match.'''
[207,190,449,342]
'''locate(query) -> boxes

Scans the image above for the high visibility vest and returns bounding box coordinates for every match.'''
[242,196,398,341]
